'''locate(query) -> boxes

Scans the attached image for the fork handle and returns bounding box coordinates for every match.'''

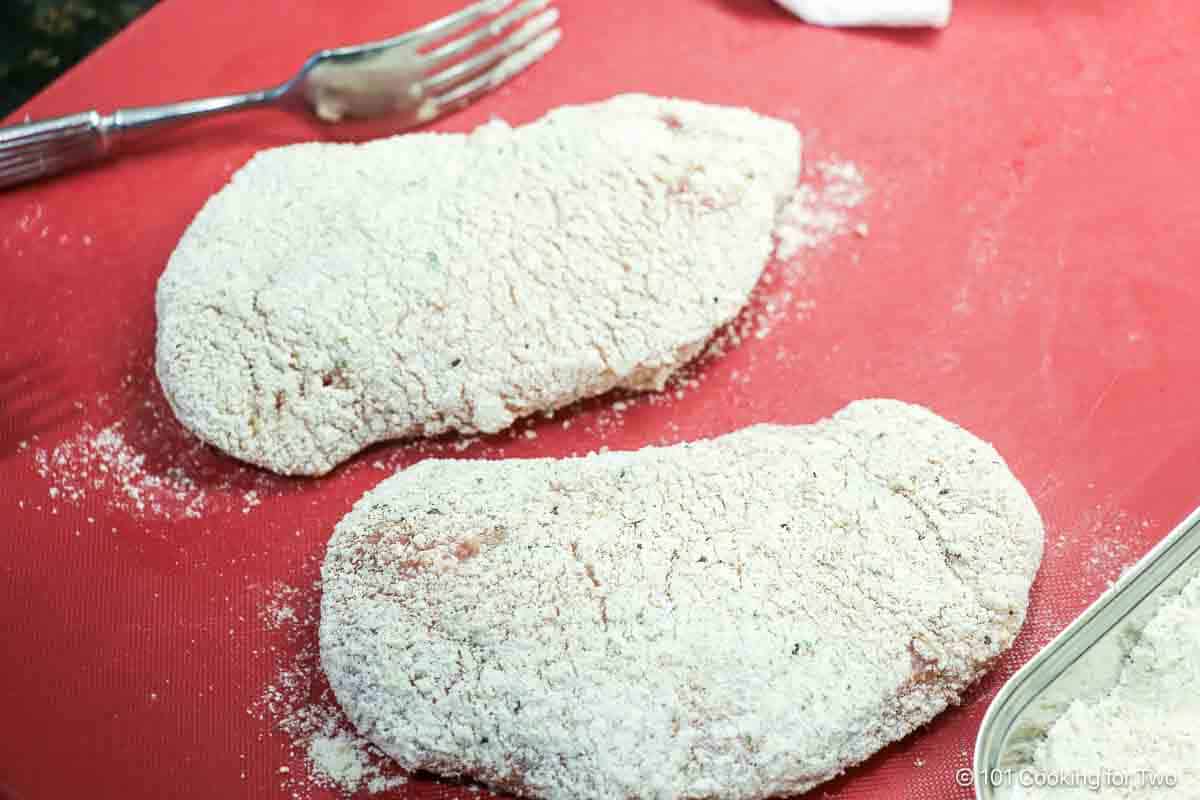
[0,112,112,190]
[0,89,280,191]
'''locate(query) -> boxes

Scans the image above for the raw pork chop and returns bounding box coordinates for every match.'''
[320,399,1045,800]
[156,95,800,475]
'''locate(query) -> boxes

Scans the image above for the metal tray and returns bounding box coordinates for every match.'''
[973,504,1200,798]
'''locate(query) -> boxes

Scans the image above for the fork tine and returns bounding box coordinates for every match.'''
[422,7,559,94]
[429,28,560,115]
[359,0,512,53]
[423,0,551,66]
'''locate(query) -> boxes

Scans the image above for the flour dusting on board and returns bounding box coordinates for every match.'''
[26,365,298,521]
[1058,500,1148,592]
[773,157,868,260]
[21,354,492,522]
[695,154,867,360]
[253,581,408,797]
[34,422,209,519]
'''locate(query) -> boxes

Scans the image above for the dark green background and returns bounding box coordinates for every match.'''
[1,0,159,117]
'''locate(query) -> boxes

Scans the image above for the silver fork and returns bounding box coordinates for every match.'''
[0,0,560,191]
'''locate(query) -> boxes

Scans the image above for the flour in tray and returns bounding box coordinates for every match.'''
[1008,571,1200,799]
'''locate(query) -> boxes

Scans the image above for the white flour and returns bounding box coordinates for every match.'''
[34,421,208,520]
[1010,571,1200,799]
[773,158,869,260]
[156,94,801,476]
[22,353,526,522]
[254,582,407,797]
[321,399,1044,800]
[26,362,298,522]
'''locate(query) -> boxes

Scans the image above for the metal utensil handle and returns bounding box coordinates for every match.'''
[0,89,281,191]
[0,112,111,190]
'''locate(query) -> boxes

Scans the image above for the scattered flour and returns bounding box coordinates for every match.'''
[1086,538,1133,589]
[253,582,407,797]
[1009,570,1200,798]
[22,359,304,521]
[20,351,554,521]
[773,157,868,260]
[34,422,208,520]
[21,353,452,521]
[262,582,303,631]
[701,153,868,360]
[308,727,408,795]
[1056,502,1146,592]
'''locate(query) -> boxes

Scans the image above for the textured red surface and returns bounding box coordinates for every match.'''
[3,1,1200,798]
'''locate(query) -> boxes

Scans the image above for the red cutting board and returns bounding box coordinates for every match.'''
[3,1,1200,798]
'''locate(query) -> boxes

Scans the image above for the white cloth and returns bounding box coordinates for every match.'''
[772,0,951,28]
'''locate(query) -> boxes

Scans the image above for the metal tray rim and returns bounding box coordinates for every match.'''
[973,502,1200,799]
